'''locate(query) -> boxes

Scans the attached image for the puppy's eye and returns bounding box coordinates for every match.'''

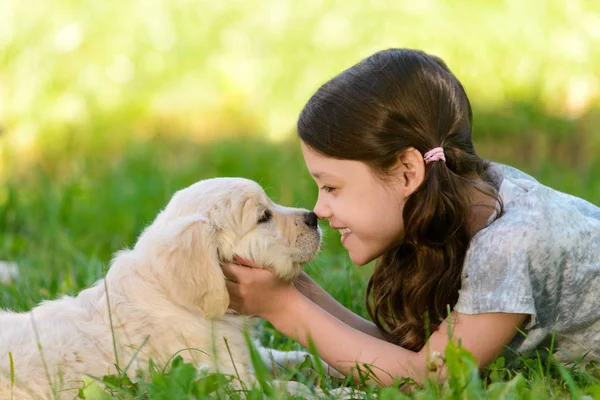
[258,210,272,224]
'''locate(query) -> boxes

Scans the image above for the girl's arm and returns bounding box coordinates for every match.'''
[222,262,528,386]
[267,288,527,386]
[294,271,386,340]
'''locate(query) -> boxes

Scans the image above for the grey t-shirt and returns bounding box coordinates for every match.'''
[454,163,600,362]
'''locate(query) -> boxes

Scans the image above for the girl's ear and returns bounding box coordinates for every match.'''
[396,147,426,195]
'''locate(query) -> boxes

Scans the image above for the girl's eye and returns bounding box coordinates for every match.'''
[258,210,272,224]
[320,185,335,193]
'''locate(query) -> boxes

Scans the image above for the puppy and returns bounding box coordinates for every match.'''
[0,178,344,399]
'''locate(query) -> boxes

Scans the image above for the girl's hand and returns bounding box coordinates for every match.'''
[221,255,299,320]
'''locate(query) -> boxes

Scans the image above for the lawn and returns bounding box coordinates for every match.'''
[1,135,599,398]
[1,0,600,398]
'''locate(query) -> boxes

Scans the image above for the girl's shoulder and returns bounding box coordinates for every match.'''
[467,162,600,267]
[487,162,599,231]
[458,163,600,346]
[491,163,539,183]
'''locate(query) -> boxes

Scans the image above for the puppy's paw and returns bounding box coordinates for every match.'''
[263,348,345,381]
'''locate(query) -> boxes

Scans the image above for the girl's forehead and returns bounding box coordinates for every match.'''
[303,150,370,182]
[302,142,347,166]
[302,144,340,166]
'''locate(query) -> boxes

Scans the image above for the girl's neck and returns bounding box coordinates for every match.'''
[468,179,501,236]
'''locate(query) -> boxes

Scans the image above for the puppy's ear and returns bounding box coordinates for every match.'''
[156,214,229,318]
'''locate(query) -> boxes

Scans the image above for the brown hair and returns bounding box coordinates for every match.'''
[297,48,502,351]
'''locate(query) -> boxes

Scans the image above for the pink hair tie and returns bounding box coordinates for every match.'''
[423,147,446,164]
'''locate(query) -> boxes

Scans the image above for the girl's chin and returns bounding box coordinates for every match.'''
[348,251,376,266]
[348,247,381,266]
[345,236,381,265]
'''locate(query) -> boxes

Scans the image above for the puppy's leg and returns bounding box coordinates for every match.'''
[271,380,365,400]
[0,380,40,400]
[258,347,345,380]
[271,380,317,399]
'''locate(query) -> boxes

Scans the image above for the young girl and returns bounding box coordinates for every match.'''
[221,48,600,385]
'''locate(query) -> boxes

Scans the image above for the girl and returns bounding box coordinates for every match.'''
[221,48,600,385]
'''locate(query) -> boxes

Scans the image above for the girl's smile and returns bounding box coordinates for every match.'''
[334,227,353,245]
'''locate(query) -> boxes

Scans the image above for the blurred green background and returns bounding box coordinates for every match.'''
[0,0,599,318]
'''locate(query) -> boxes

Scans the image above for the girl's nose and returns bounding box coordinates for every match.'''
[313,195,333,220]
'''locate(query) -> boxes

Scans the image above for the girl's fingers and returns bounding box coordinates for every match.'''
[225,279,238,293]
[221,262,245,283]
[224,280,242,312]
[233,255,258,268]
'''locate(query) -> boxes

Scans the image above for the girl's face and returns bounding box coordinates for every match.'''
[301,142,416,266]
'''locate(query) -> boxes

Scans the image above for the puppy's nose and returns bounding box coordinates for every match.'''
[304,211,318,229]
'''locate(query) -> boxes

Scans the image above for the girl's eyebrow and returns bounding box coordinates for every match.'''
[311,171,336,179]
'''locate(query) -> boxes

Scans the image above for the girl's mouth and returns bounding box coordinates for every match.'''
[338,228,352,244]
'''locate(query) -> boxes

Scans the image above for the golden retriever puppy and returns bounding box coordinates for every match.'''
[0,178,340,399]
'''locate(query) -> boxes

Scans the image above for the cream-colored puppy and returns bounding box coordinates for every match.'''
[0,178,340,399]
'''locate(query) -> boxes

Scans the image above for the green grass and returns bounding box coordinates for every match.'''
[1,0,600,397]
[1,135,600,398]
